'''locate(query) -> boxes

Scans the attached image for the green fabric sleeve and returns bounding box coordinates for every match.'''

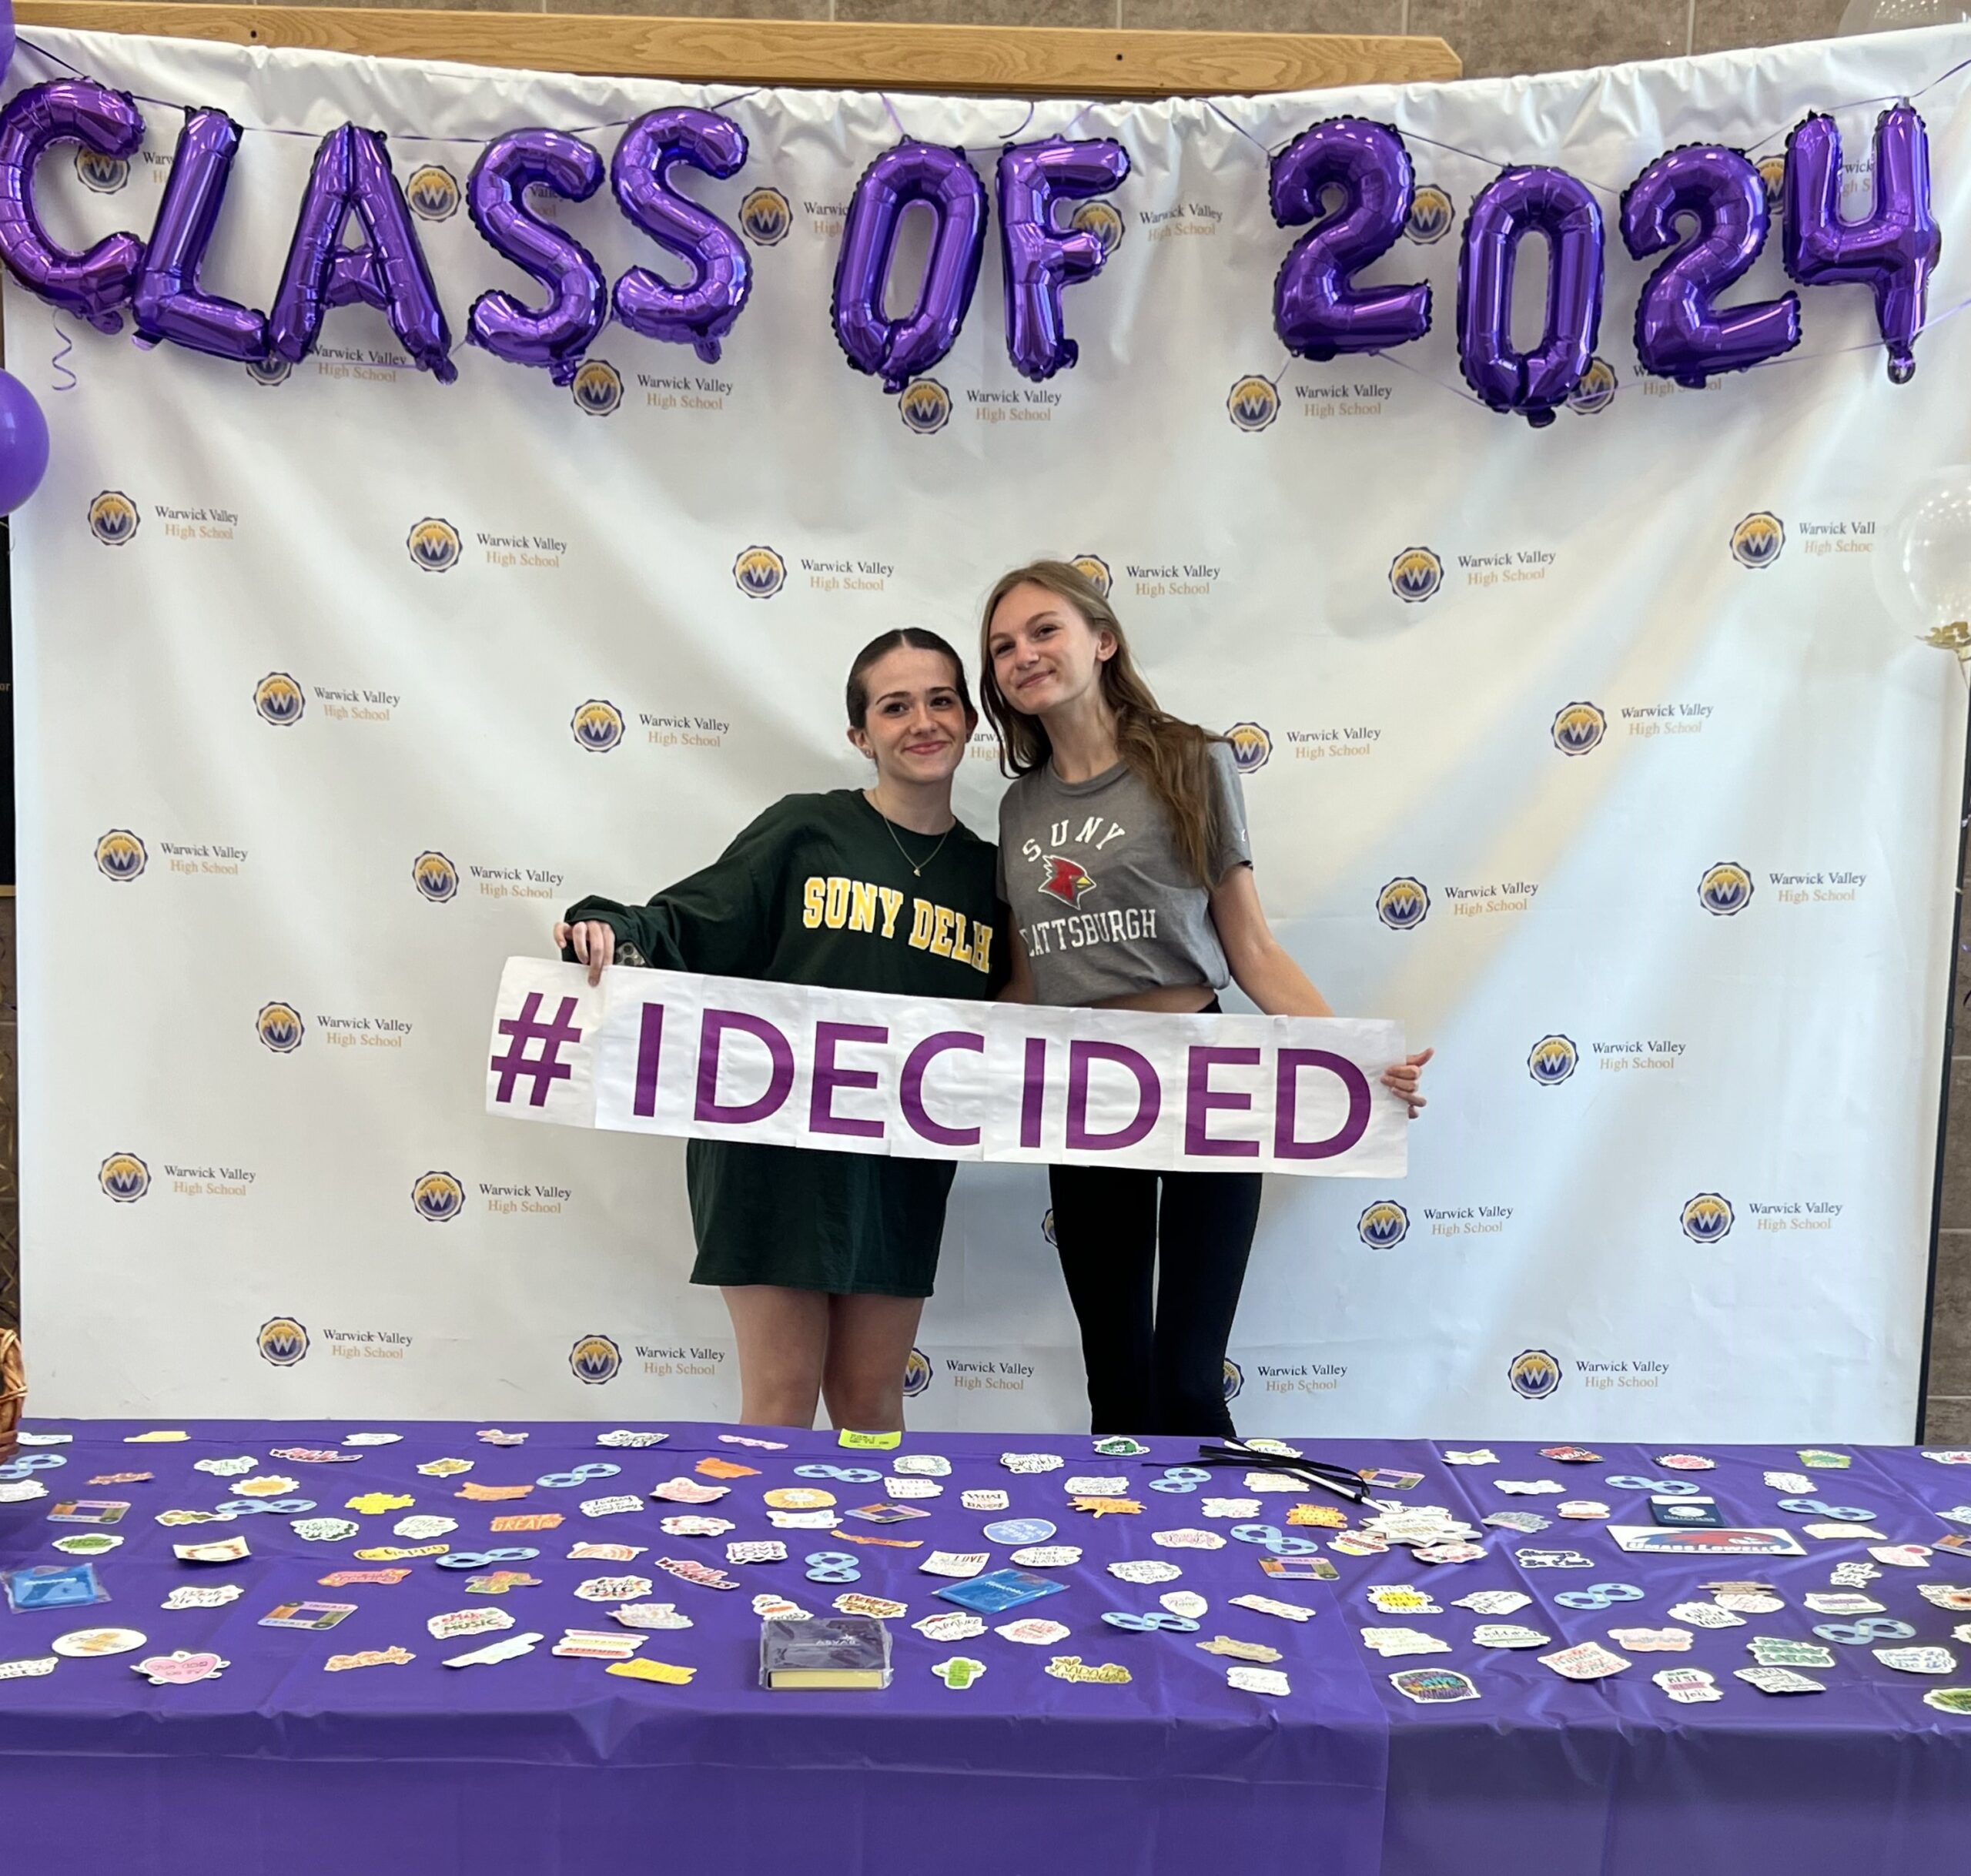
[562,799,795,977]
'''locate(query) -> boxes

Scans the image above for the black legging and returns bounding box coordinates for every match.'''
[1047,1159,1264,1437]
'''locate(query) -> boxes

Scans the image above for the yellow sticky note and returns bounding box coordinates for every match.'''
[606,1657,696,1686]
[125,1430,189,1443]
[838,1430,902,1450]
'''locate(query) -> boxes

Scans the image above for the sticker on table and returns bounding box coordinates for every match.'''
[930,1655,987,1690]
[457,1483,534,1503]
[1197,1634,1282,1663]
[416,1459,474,1478]
[575,1576,656,1603]
[13,1431,72,1446]
[1608,1527,1806,1557]
[1416,1542,1487,1565]
[1230,1593,1315,1623]
[1831,1562,1881,1587]
[892,1455,952,1478]
[1201,1499,1262,1520]
[444,1632,544,1669]
[1655,1454,1715,1471]
[1655,1667,1722,1704]
[607,1657,697,1685]
[133,1650,228,1686]
[1473,1624,1551,1649]
[194,1456,258,1478]
[85,1471,151,1487]
[353,1544,448,1562]
[51,1534,123,1560]
[1152,1591,1206,1621]
[694,1457,760,1481]
[915,1611,987,1642]
[1444,1450,1498,1466]
[125,1432,189,1443]
[319,1569,411,1589]
[1762,1470,1814,1494]
[1711,1592,1784,1614]
[1063,1476,1130,1498]
[747,1597,805,1624]
[658,1513,733,1537]
[1243,1473,1310,1495]
[719,1435,785,1451]
[1366,1585,1440,1616]
[1798,1450,1850,1470]
[1286,1503,1349,1530]
[982,1519,1056,1547]
[1735,1665,1825,1694]
[1557,1503,1611,1521]
[1482,1512,1551,1535]
[762,1487,833,1512]
[654,1557,740,1591]
[838,1431,902,1451]
[1360,1627,1451,1658]
[1044,1657,1131,1686]
[615,1603,693,1630]
[1360,1469,1424,1492]
[345,1493,415,1517]
[464,1571,541,1595]
[1745,1637,1833,1669]
[1009,1543,1083,1569]
[290,1517,362,1543]
[1388,1667,1477,1704]
[52,1627,146,1657]
[1454,1590,1533,1616]
[834,1593,907,1619]
[935,1570,1067,1614]
[2,1563,106,1613]
[0,1657,57,1680]
[554,1629,645,1660]
[1664,1601,1744,1630]
[1515,1550,1594,1569]
[47,1500,130,1526]
[1152,1529,1226,1551]
[173,1537,251,1565]
[1876,1645,1958,1674]
[394,1516,458,1540]
[842,1503,930,1526]
[1803,1523,1884,1541]
[1805,1591,1886,1615]
[1538,1447,1601,1464]
[326,1647,416,1671]
[1093,1436,1151,1457]
[1608,1627,1692,1653]
[724,1541,788,1567]
[1923,1687,1971,1714]
[1070,1496,1142,1518]
[260,1601,357,1632]
[1538,1641,1631,1680]
[490,1514,563,1534]
[427,1607,514,1640]
[919,1552,989,1580]
[885,1478,942,1500]
[571,1542,650,1563]
[0,1482,49,1504]
[653,1479,731,1506]
[581,1496,646,1519]
[1869,1545,1933,1569]
[1227,1664,1291,1697]
[1919,1584,1971,1611]
[1000,1453,1064,1474]
[1494,1480,1565,1496]
[995,1617,1072,1645]
[962,1490,1012,1513]
[342,1433,403,1446]
[1107,1559,1183,1585]
[1261,1557,1339,1581]
[597,1430,668,1449]
[160,1583,243,1611]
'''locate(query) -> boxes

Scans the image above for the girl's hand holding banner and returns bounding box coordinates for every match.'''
[487,958,1407,1179]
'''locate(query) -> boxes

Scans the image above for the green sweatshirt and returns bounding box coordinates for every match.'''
[564,789,1006,1296]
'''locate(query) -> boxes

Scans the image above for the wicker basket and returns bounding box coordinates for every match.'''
[0,1328,22,1463]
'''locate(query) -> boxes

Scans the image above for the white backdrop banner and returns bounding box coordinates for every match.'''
[487,958,1407,1174]
[11,23,1968,1436]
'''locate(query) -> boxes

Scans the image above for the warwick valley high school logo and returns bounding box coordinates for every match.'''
[1037,856,1096,908]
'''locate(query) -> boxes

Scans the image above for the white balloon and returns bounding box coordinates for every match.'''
[1873,465,1971,639]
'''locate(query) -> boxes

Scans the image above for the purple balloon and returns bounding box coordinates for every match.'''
[1783,103,1939,384]
[611,108,750,366]
[132,109,268,363]
[1457,166,1605,427]
[1622,144,1799,388]
[467,129,607,385]
[996,136,1129,383]
[0,366,46,514]
[268,125,454,382]
[1271,117,1430,361]
[835,141,987,394]
[0,81,145,333]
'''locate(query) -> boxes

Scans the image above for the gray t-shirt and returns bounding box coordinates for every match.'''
[995,741,1253,1007]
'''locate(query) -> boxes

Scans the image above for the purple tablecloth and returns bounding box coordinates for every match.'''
[1,1422,1967,1876]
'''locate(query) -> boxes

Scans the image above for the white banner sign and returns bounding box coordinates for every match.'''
[487,958,1407,1176]
[12,23,1966,1437]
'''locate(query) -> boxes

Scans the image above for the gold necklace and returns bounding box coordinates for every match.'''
[875,798,955,878]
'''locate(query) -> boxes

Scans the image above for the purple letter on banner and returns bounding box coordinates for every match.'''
[1066,1041,1161,1151]
[900,1031,986,1147]
[1274,1048,1371,1160]
[810,1021,888,1139]
[694,1008,795,1126]
[1185,1046,1262,1158]
[1020,1036,1048,1148]
[633,1000,664,1117]
[490,991,582,1107]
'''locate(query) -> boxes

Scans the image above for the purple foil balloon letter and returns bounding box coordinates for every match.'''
[996,137,1128,383]
[132,109,269,363]
[268,124,454,382]
[1456,166,1605,426]
[0,80,146,333]
[1621,144,1799,387]
[1271,117,1430,360]
[611,108,751,365]
[468,128,607,384]
[835,142,987,393]
[1782,103,1938,384]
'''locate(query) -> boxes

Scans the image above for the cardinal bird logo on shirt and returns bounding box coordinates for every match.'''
[1038,855,1096,908]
